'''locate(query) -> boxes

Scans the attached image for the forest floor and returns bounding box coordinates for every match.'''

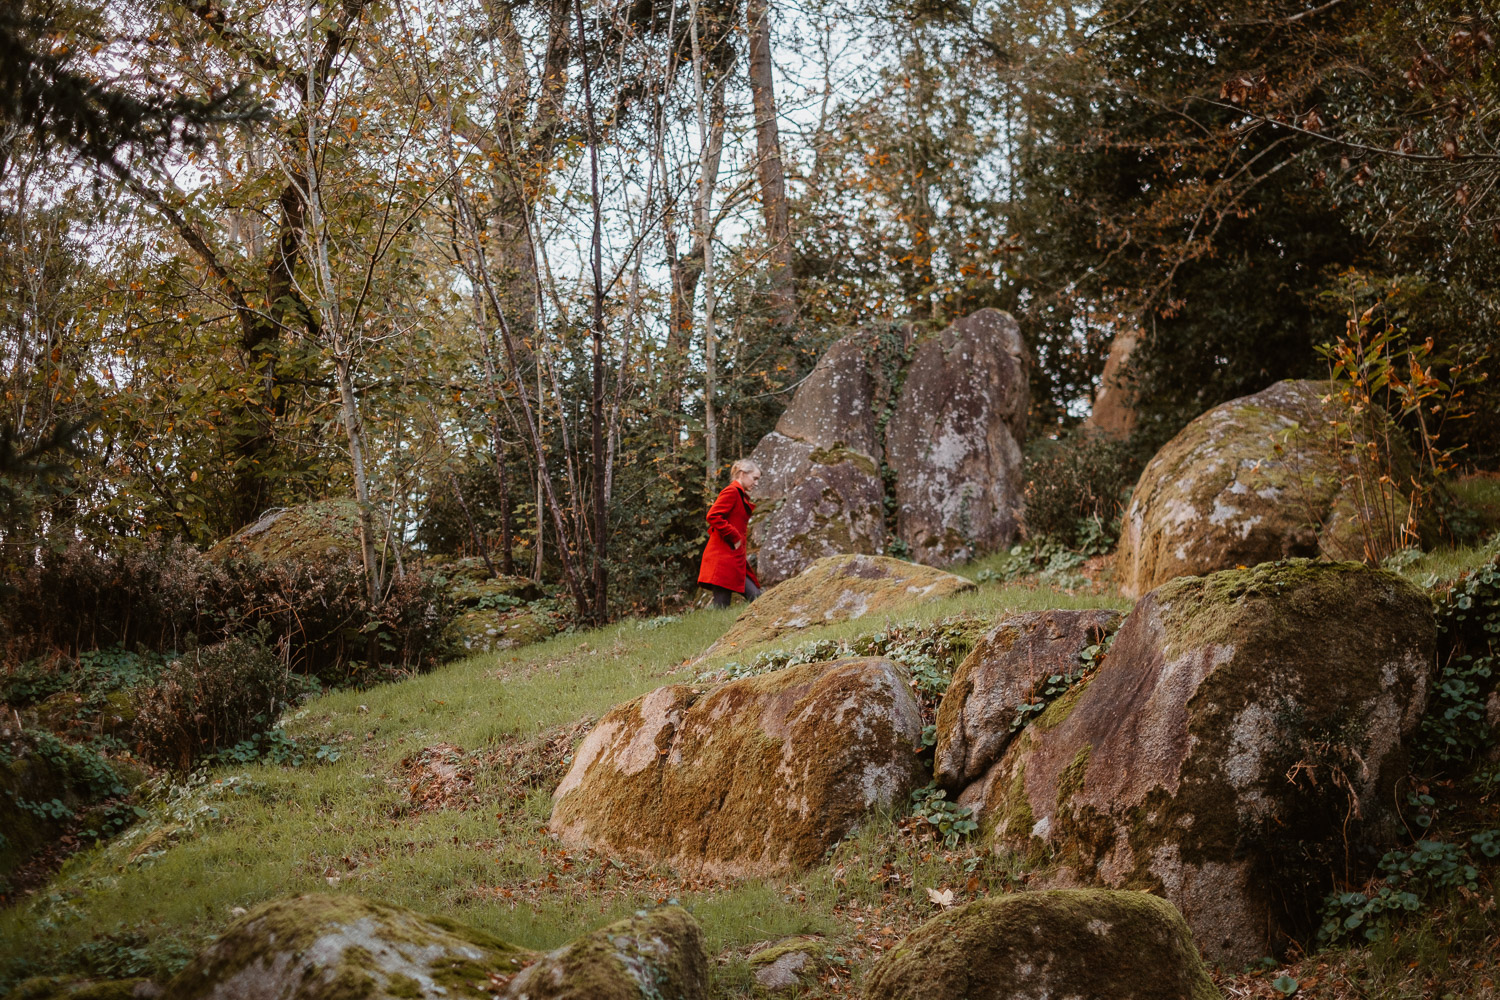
[2,546,1499,998]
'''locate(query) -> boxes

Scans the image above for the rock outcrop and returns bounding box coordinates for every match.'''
[206,500,365,563]
[500,906,708,1000]
[164,894,532,1000]
[1115,379,1418,597]
[746,309,1028,584]
[959,561,1436,962]
[933,608,1122,790]
[704,554,974,658]
[885,309,1029,566]
[863,890,1221,1000]
[550,657,926,876]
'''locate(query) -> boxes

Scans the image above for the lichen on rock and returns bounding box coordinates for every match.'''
[745,936,828,992]
[933,608,1121,790]
[500,906,707,1000]
[885,308,1029,567]
[550,657,926,876]
[206,500,365,564]
[863,889,1221,1000]
[1115,379,1423,597]
[163,894,531,1000]
[703,553,974,659]
[964,559,1437,962]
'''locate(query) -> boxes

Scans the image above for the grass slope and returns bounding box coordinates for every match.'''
[0,582,1121,991]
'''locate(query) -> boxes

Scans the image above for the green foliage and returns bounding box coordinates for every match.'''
[132,629,293,771]
[1415,556,1500,768]
[1021,433,1147,547]
[0,646,171,706]
[1318,832,1499,944]
[973,539,1091,591]
[210,728,341,768]
[30,731,127,799]
[908,783,978,849]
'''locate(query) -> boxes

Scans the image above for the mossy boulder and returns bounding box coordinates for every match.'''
[550,657,926,876]
[163,894,532,1000]
[703,554,974,658]
[933,609,1121,790]
[27,690,137,741]
[748,332,887,585]
[499,906,707,1000]
[746,936,828,992]
[885,308,1029,567]
[1115,379,1421,597]
[962,560,1436,962]
[430,557,544,605]
[863,890,1220,1000]
[747,446,886,587]
[206,500,364,563]
[445,608,560,655]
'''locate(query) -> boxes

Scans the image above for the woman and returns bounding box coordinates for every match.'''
[698,459,762,608]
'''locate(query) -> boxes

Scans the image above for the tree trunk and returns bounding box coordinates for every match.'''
[747,0,796,333]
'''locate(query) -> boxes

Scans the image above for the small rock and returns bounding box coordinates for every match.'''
[501,906,707,1000]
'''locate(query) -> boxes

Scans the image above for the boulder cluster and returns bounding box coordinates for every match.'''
[556,555,1436,974]
[749,309,1029,584]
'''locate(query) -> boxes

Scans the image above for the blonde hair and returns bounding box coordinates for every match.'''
[730,458,760,480]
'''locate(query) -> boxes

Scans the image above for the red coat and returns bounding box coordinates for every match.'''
[698,483,761,592]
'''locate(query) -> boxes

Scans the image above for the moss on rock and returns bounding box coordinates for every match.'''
[704,554,974,658]
[445,608,559,655]
[163,894,531,1000]
[499,906,707,1000]
[550,657,926,876]
[745,936,828,992]
[969,559,1437,962]
[1115,379,1426,597]
[933,609,1120,789]
[863,889,1220,1000]
[206,500,364,564]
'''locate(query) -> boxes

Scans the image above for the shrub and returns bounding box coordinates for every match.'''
[1,541,454,685]
[133,630,292,770]
[1021,433,1148,547]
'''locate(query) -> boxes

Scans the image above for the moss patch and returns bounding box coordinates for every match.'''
[864,889,1220,1000]
[164,894,532,1000]
[502,906,708,1000]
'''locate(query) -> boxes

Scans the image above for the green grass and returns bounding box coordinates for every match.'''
[4,550,1495,998]
[0,577,1122,990]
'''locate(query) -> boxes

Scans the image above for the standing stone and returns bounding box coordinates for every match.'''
[748,334,887,585]
[960,560,1436,962]
[886,309,1029,566]
[933,608,1122,790]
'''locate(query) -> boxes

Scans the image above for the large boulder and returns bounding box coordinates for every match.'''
[960,560,1436,962]
[206,500,364,563]
[748,334,889,585]
[886,308,1029,566]
[164,894,532,1000]
[863,890,1221,1000]
[703,554,974,659]
[933,608,1122,790]
[501,906,707,1000]
[747,310,1029,584]
[1115,379,1417,597]
[747,445,887,587]
[550,657,926,876]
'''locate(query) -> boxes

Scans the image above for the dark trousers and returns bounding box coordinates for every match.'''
[710,577,761,608]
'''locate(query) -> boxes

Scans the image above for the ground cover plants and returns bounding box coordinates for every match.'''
[3,545,1498,998]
